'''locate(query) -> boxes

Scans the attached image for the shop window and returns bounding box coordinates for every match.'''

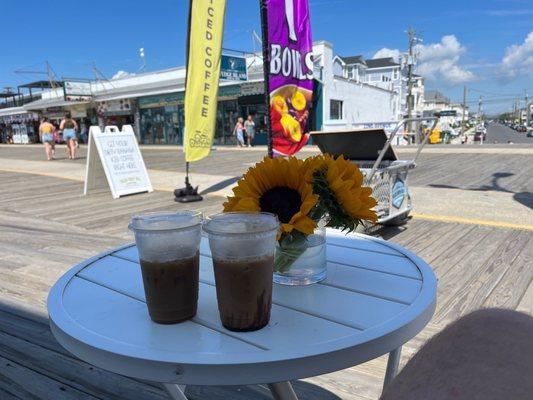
[330,100,343,120]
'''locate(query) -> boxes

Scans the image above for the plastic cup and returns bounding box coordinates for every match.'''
[129,211,202,324]
[203,212,279,332]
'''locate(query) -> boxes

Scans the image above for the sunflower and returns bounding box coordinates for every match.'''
[303,154,378,226]
[223,156,318,235]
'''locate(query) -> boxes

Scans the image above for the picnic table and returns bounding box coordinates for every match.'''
[47,230,437,400]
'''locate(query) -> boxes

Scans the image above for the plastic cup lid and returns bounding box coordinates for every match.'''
[203,212,279,235]
[129,211,202,232]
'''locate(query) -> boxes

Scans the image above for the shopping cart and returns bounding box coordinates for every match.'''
[310,116,439,225]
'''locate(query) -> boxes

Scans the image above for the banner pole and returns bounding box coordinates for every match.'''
[174,0,202,203]
[259,0,273,158]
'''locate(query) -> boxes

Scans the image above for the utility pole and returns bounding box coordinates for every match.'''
[524,90,528,125]
[478,95,483,144]
[406,27,415,138]
[461,85,467,136]
[526,90,530,126]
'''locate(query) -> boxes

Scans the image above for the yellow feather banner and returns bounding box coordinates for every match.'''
[184,0,227,162]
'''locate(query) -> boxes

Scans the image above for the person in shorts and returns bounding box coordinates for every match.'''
[233,117,245,147]
[39,117,56,161]
[60,112,79,159]
[244,115,255,147]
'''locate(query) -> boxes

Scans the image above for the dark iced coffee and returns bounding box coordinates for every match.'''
[213,255,274,331]
[203,212,279,332]
[140,252,199,324]
[129,211,202,324]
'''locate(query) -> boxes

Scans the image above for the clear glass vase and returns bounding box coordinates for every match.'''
[273,227,327,285]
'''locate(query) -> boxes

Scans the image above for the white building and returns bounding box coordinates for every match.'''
[332,54,422,121]
[315,42,398,131]
[422,91,468,128]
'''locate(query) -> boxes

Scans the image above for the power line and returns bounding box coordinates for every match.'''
[468,87,527,97]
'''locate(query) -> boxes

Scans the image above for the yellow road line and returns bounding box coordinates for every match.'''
[411,212,533,231]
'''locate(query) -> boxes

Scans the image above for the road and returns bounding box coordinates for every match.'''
[485,122,532,144]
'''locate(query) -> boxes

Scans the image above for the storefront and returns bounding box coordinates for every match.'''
[96,99,135,130]
[137,85,246,145]
[0,108,40,143]
[138,93,184,144]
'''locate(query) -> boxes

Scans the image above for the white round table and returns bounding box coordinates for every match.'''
[48,230,437,400]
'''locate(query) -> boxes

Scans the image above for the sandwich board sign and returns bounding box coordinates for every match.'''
[84,125,153,199]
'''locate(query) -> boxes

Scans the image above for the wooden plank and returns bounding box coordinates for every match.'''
[431,226,492,276]
[458,229,530,313]
[0,354,98,400]
[484,235,533,309]
[0,386,20,400]
[401,220,457,255]
[0,309,71,357]
[0,330,169,400]
[416,223,476,265]
[435,229,530,324]
[516,280,533,315]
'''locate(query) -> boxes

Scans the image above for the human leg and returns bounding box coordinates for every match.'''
[44,142,52,160]
[69,139,77,159]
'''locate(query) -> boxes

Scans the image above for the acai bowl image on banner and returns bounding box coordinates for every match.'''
[266,0,313,156]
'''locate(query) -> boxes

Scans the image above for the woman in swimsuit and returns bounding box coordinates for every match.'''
[38,117,56,161]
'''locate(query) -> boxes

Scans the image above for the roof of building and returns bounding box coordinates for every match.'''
[339,55,366,65]
[18,80,63,89]
[425,90,450,103]
[365,58,399,69]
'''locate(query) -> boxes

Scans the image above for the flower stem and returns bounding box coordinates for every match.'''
[274,243,307,273]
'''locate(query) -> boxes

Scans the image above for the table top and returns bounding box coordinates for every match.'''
[47,230,437,385]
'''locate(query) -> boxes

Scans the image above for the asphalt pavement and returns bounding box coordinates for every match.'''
[485,122,532,144]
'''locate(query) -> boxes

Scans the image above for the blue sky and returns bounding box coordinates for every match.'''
[1,0,532,113]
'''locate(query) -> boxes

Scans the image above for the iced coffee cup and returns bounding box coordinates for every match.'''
[129,211,202,324]
[203,212,279,332]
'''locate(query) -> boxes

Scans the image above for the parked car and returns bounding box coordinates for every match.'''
[527,130,533,138]
[516,125,527,133]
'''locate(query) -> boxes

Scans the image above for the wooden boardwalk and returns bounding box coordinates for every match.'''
[0,147,531,399]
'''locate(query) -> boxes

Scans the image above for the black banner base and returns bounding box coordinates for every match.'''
[174,183,203,203]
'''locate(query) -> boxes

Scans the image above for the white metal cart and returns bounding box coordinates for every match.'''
[311,116,440,225]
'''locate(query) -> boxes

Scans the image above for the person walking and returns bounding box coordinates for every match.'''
[233,117,245,147]
[80,119,89,144]
[39,117,56,160]
[60,112,78,159]
[244,115,255,147]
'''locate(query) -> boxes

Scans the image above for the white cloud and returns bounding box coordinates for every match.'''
[415,35,475,85]
[112,70,135,80]
[500,31,533,80]
[372,48,400,62]
[487,9,533,16]
[373,35,475,85]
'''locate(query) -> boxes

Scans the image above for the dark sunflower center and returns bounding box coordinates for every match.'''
[259,186,302,224]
